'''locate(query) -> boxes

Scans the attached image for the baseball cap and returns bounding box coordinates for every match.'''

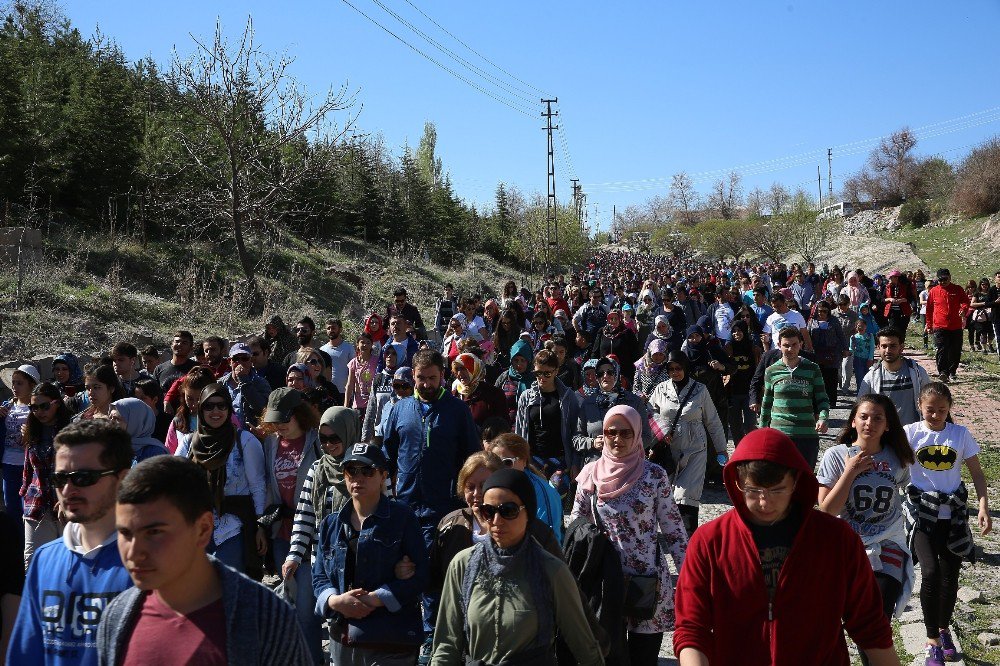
[392,366,414,387]
[262,388,303,423]
[228,342,251,358]
[888,270,901,278]
[343,443,390,470]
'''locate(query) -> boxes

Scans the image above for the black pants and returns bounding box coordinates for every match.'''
[790,436,820,471]
[888,312,910,337]
[678,504,699,539]
[858,573,903,666]
[933,329,963,377]
[912,520,963,639]
[819,364,839,409]
[626,631,663,666]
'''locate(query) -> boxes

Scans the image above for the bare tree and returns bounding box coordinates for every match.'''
[707,171,743,219]
[745,187,766,219]
[168,17,356,308]
[781,190,830,264]
[870,128,917,200]
[668,171,699,225]
[750,220,788,262]
[766,182,791,216]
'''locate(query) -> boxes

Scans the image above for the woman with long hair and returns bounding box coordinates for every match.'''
[2,364,38,519]
[817,393,915,664]
[492,308,523,372]
[20,381,72,566]
[164,366,217,454]
[72,365,125,423]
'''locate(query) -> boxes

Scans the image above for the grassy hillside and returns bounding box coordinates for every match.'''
[883,215,998,285]
[0,227,528,361]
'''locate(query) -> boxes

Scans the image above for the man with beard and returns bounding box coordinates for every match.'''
[859,327,930,426]
[152,331,196,396]
[282,317,317,369]
[8,421,134,666]
[319,318,354,396]
[387,287,427,341]
[200,336,231,378]
[380,349,480,662]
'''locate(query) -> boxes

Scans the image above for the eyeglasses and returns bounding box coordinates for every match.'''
[500,457,518,467]
[666,366,684,373]
[479,501,526,521]
[231,354,250,362]
[294,327,312,333]
[318,434,342,445]
[202,401,229,412]
[597,370,616,378]
[603,427,634,440]
[738,484,794,499]
[53,469,117,488]
[534,370,554,378]
[344,464,378,478]
[392,382,412,390]
[29,401,56,412]
[306,358,323,366]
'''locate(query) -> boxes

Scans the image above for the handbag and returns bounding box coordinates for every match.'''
[591,494,661,621]
[648,382,694,478]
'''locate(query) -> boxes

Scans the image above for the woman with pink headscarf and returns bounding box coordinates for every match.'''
[570,405,688,666]
[840,271,871,308]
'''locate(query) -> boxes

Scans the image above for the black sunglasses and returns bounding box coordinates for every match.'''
[500,457,518,467]
[53,469,117,488]
[318,434,342,445]
[29,401,56,412]
[480,501,526,521]
[392,382,412,390]
[534,370,554,378]
[202,402,229,412]
[344,464,378,478]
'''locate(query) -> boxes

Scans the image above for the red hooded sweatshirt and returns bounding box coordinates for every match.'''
[673,428,893,665]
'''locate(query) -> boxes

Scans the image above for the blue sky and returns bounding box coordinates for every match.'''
[63,1,1000,231]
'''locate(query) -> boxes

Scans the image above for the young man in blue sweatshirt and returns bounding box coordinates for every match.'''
[96,456,310,665]
[6,421,134,666]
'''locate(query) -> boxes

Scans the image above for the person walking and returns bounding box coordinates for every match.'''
[924,268,970,382]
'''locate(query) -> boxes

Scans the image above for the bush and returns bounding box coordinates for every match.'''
[951,137,1000,217]
[899,199,930,228]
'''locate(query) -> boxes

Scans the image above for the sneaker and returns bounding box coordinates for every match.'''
[939,629,958,661]
[925,643,945,666]
[417,636,434,666]
[939,374,949,384]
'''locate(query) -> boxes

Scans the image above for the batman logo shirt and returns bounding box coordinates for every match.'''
[916,444,958,471]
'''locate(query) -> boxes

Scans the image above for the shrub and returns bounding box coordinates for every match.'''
[899,199,930,228]
[951,137,1000,217]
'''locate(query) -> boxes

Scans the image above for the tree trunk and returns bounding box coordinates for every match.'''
[230,185,262,316]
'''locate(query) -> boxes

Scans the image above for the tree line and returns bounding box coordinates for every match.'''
[0,2,590,307]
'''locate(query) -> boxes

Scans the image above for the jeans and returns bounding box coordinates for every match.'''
[839,355,853,392]
[626,631,664,666]
[24,513,60,569]
[932,329,964,377]
[209,533,244,573]
[2,463,23,519]
[272,537,324,664]
[790,436,819,471]
[727,394,756,447]
[852,357,870,393]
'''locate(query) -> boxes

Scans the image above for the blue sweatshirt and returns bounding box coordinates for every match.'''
[6,533,132,666]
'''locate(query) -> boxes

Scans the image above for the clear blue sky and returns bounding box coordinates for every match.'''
[63,1,1000,231]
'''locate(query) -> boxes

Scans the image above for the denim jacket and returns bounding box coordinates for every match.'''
[312,494,428,647]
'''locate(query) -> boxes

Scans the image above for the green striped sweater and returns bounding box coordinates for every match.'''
[760,357,830,437]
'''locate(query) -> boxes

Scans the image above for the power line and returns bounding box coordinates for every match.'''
[401,0,549,97]
[338,0,535,118]
[368,0,539,106]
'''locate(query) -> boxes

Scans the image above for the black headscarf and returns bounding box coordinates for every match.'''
[188,383,237,511]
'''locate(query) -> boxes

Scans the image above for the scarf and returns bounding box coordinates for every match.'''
[287,363,316,389]
[312,406,357,519]
[636,338,669,374]
[581,358,601,397]
[453,353,485,398]
[461,533,553,652]
[111,398,167,458]
[683,324,711,367]
[594,356,624,411]
[508,339,535,396]
[576,404,645,500]
[188,384,237,511]
[363,313,387,345]
[54,352,84,385]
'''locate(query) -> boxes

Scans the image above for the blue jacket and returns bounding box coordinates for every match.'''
[7,534,132,666]
[312,495,428,647]
[382,390,481,522]
[97,555,309,665]
[529,470,564,543]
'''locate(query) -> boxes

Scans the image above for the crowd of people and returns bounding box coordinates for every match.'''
[0,251,996,666]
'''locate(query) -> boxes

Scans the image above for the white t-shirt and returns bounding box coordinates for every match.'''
[714,304,734,342]
[763,309,807,349]
[320,340,355,392]
[817,444,909,539]
[904,421,980,519]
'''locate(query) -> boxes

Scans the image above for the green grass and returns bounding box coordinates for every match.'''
[884,216,997,286]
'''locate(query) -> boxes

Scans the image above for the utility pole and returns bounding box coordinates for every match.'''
[542,99,559,274]
[827,148,833,203]
[817,166,823,208]
[570,178,581,222]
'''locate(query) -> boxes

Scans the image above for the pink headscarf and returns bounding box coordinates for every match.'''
[577,405,646,500]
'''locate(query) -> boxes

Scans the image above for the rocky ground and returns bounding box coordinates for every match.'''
[656,346,1000,665]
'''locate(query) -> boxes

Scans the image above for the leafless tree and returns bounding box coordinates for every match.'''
[668,172,699,225]
[707,171,742,219]
[168,17,357,309]
[871,128,917,200]
[766,182,791,216]
[745,187,766,219]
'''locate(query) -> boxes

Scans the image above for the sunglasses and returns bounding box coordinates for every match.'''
[603,427,634,440]
[231,355,251,362]
[597,370,616,378]
[479,501,526,521]
[534,370,554,378]
[53,469,117,488]
[318,434,342,445]
[306,358,323,366]
[29,401,56,412]
[202,402,229,412]
[392,382,412,390]
[344,464,378,478]
[500,457,518,467]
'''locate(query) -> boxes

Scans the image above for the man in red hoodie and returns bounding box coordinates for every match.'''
[673,428,900,666]
[924,267,970,383]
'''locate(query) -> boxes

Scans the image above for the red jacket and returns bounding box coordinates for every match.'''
[925,283,970,331]
[673,428,892,665]
[883,281,914,318]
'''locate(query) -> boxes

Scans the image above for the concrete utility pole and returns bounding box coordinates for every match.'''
[828,148,833,203]
[570,178,581,222]
[817,165,823,207]
[542,99,559,273]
